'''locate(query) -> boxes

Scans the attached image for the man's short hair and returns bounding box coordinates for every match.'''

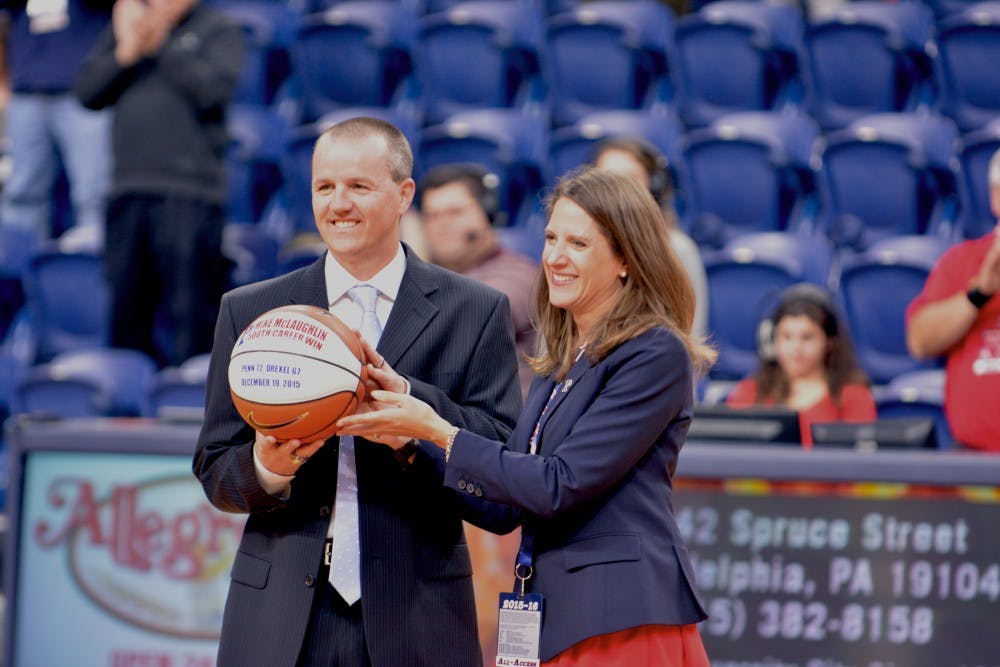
[990,148,1000,188]
[319,117,413,182]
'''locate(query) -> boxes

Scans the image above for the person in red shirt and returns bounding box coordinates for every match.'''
[727,283,876,447]
[906,148,1000,453]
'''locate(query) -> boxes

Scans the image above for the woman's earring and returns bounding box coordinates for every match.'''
[619,271,627,279]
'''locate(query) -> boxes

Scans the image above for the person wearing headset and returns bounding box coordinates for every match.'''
[726,283,876,447]
[592,137,709,339]
[418,163,539,399]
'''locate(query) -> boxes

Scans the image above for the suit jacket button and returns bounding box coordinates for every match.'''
[304,575,315,587]
[466,484,476,494]
[457,480,467,490]
[319,505,331,517]
[474,488,483,497]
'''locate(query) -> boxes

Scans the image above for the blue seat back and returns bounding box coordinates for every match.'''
[418,1,544,124]
[682,111,818,247]
[819,113,960,249]
[22,249,109,362]
[804,1,936,129]
[937,3,1000,132]
[545,1,673,126]
[292,2,417,121]
[956,119,1000,238]
[837,236,950,384]
[673,1,803,126]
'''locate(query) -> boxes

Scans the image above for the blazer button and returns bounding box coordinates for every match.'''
[474,488,483,497]
[304,575,315,587]
[319,505,331,517]
[457,480,467,490]
[466,484,476,495]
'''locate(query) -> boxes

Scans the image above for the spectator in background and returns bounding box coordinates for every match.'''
[592,137,709,339]
[0,0,111,248]
[906,148,1000,454]
[727,283,876,447]
[418,163,538,399]
[74,0,243,368]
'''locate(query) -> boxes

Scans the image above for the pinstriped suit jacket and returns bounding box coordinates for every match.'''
[193,247,522,667]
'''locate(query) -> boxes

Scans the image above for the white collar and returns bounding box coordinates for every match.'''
[324,244,407,305]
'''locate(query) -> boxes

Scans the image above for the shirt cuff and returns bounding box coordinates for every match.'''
[253,442,294,498]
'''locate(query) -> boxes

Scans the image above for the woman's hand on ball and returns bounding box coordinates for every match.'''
[254,432,326,475]
[337,390,452,448]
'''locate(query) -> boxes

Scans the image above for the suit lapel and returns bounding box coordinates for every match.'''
[283,249,437,368]
[287,256,329,309]
[378,250,439,367]
[537,355,592,433]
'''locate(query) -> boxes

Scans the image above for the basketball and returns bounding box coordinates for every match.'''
[229,304,368,442]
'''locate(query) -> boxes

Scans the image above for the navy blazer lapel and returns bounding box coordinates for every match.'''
[537,354,593,434]
[378,250,438,367]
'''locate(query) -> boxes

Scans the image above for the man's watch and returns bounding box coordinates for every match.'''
[967,285,993,309]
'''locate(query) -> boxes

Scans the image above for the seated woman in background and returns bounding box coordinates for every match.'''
[727,283,876,447]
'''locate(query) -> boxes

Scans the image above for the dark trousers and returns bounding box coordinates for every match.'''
[296,581,372,667]
[104,193,228,368]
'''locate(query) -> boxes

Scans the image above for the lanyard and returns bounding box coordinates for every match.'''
[516,380,563,596]
[515,345,587,596]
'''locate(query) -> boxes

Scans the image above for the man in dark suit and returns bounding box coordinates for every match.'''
[193,117,522,667]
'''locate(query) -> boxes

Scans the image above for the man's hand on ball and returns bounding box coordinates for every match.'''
[254,432,326,476]
[357,337,408,394]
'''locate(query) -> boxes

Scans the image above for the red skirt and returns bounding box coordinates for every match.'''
[542,624,710,667]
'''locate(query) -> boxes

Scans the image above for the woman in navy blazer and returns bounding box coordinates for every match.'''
[339,168,715,665]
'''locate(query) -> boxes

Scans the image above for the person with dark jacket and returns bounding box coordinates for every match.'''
[75,0,243,367]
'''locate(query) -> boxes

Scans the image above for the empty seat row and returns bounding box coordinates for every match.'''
[229,107,1000,251]
[217,0,1000,133]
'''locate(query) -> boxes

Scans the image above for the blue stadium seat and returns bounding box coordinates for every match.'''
[877,368,954,449]
[956,117,1000,239]
[417,1,545,124]
[417,109,547,226]
[818,112,960,250]
[148,353,212,418]
[276,237,327,276]
[837,235,952,385]
[922,0,984,19]
[12,347,157,418]
[937,2,1000,132]
[703,232,833,379]
[545,1,673,127]
[803,1,937,129]
[680,111,820,248]
[21,246,109,363]
[291,2,419,122]
[215,0,297,107]
[223,222,280,287]
[672,0,804,127]
[546,108,684,186]
[226,104,288,224]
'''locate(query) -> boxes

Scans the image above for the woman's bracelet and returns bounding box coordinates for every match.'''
[444,426,460,462]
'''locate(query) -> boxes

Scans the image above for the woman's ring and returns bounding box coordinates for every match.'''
[290,452,307,465]
[377,357,386,368]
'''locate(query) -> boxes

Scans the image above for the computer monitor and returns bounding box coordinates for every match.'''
[811,417,937,450]
[688,404,801,445]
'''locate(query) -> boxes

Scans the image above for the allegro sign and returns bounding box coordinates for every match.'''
[31,475,244,639]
